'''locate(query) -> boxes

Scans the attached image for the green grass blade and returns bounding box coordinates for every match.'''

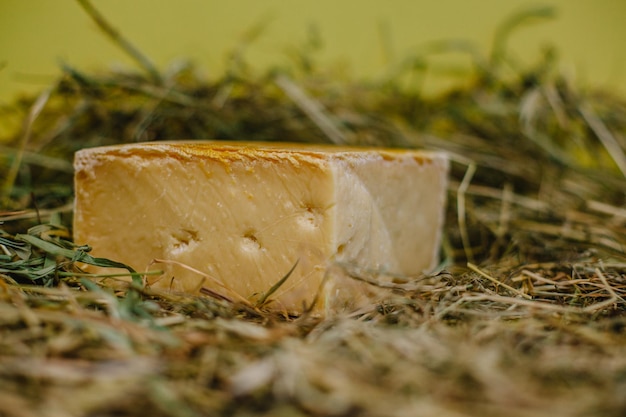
[256,260,299,307]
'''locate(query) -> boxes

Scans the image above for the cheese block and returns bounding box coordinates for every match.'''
[73,141,449,313]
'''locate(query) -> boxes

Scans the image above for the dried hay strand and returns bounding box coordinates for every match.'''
[1,4,626,417]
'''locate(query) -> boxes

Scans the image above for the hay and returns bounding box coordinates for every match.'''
[1,4,626,416]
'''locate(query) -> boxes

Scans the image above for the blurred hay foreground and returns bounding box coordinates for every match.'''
[1,5,626,417]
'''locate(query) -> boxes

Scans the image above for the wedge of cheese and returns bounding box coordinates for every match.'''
[74,141,448,313]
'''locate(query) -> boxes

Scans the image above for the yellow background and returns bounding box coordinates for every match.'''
[1,0,625,102]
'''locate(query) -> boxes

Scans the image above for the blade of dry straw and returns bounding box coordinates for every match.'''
[579,104,626,178]
[455,156,477,263]
[467,262,533,300]
[2,88,52,203]
[276,74,348,145]
[75,0,162,84]
[150,258,253,307]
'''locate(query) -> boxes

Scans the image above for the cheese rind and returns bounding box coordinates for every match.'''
[74,141,448,313]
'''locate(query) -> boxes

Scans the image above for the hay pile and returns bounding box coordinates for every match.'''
[1,5,626,417]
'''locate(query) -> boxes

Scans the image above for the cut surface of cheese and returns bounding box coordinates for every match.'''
[73,141,449,313]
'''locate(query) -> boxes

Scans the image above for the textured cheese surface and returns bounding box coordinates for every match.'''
[74,141,449,313]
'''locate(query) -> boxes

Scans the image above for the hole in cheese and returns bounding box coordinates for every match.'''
[242,230,262,251]
[298,204,324,229]
[170,228,201,255]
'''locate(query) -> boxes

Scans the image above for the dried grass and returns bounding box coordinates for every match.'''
[1,3,626,416]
